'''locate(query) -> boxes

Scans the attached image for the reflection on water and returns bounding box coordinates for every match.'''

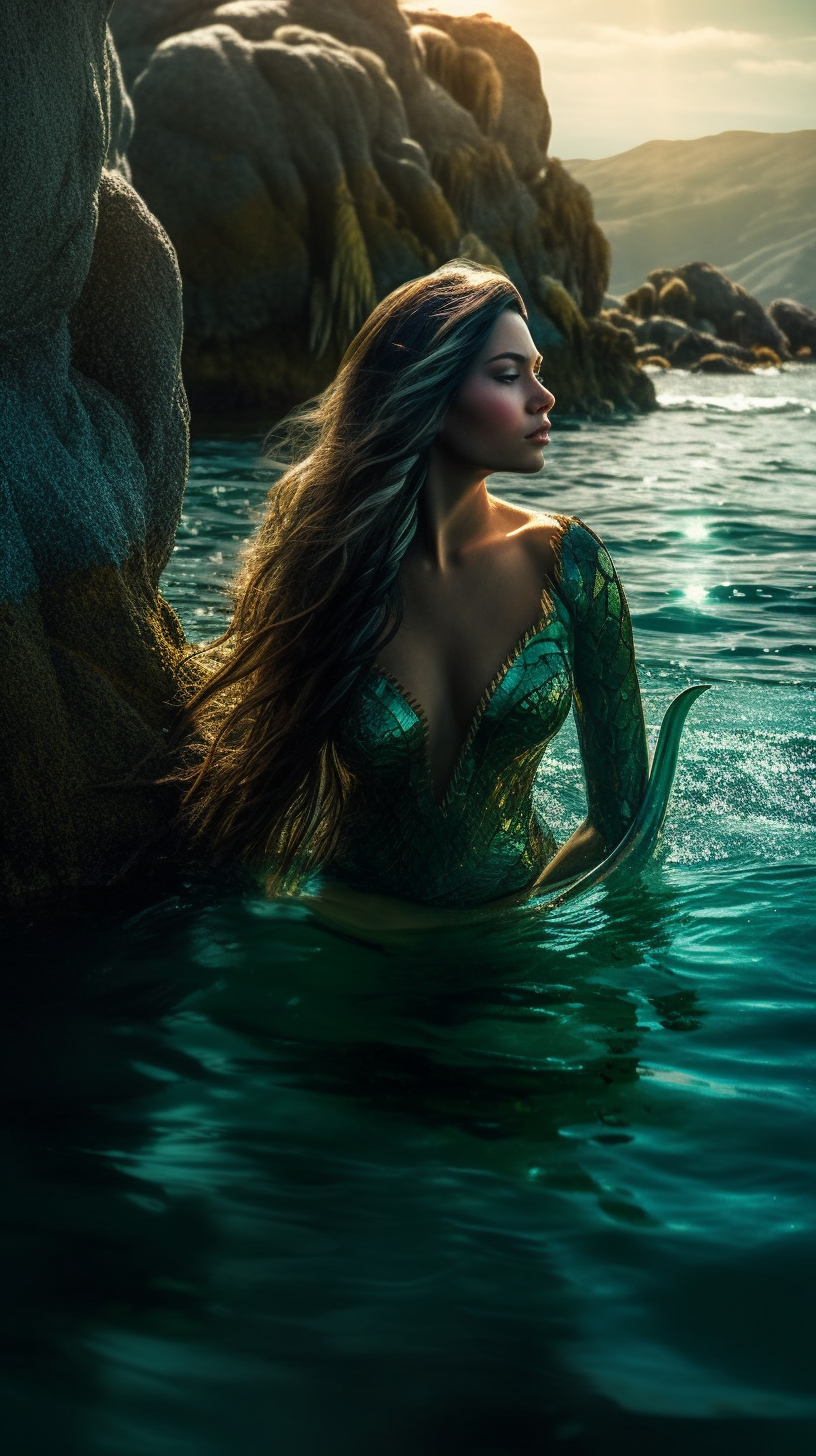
[5,865,814,1455]
[4,372,816,1455]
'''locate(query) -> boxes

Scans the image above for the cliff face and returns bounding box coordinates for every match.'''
[1,1,189,909]
[111,0,653,416]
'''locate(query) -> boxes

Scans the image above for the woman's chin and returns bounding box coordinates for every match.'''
[519,449,546,474]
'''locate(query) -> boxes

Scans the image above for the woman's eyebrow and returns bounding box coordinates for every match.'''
[485,351,542,366]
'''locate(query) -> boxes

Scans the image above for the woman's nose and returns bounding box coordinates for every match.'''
[533,381,555,411]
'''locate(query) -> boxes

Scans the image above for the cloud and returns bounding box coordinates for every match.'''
[594,26,766,53]
[736,57,816,76]
[541,26,767,60]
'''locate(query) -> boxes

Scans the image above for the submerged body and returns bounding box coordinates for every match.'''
[334,516,648,907]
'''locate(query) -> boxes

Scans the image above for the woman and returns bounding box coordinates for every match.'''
[181,261,652,909]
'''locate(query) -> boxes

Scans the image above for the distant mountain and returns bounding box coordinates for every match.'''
[567,130,816,309]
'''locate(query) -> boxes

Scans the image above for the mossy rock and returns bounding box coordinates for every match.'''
[768,297,816,353]
[690,352,753,374]
[751,345,781,367]
[657,277,693,324]
[646,267,675,294]
[670,329,756,369]
[623,282,656,319]
[538,274,587,343]
[601,308,638,335]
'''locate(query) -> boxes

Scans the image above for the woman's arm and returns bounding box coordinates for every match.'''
[533,518,648,890]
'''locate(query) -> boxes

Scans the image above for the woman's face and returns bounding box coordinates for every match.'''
[436,308,555,476]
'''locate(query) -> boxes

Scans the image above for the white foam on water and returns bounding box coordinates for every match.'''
[653,363,816,416]
[658,392,813,414]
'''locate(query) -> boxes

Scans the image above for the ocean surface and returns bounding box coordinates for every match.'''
[5,368,815,1455]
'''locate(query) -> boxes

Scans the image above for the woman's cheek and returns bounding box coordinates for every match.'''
[463,385,520,434]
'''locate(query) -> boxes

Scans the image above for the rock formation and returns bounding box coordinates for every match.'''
[1,2,190,910]
[110,0,653,416]
[601,261,809,373]
[665,263,786,354]
[768,298,816,357]
[690,355,753,375]
[670,334,757,370]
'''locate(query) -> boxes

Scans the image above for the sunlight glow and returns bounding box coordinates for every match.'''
[685,582,708,604]
[411,2,816,154]
[684,520,710,542]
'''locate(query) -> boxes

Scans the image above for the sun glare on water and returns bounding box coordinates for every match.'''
[684,520,709,542]
[684,581,708,604]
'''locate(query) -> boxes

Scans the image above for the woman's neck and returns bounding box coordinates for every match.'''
[416,443,492,570]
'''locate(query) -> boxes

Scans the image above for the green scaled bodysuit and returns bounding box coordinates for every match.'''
[332,517,649,908]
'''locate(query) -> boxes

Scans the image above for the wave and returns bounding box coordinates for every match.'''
[657,393,814,415]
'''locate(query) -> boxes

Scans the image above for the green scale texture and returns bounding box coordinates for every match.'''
[334,517,649,907]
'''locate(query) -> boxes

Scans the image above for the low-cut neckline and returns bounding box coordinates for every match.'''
[374,589,556,810]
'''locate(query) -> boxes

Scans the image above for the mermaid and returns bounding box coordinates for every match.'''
[180,262,704,914]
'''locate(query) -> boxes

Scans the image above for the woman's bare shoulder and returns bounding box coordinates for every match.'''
[502,511,620,601]
[495,503,574,579]
[516,511,613,568]
[489,496,566,537]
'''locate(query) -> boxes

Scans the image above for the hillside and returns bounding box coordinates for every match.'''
[567,130,816,309]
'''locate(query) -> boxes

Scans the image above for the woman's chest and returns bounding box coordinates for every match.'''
[375,579,572,794]
[340,599,574,809]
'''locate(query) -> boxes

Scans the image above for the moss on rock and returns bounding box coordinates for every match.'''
[623,282,656,320]
[657,277,693,324]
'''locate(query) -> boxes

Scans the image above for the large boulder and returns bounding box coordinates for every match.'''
[768,297,816,355]
[1,1,189,909]
[110,0,652,416]
[637,314,690,353]
[623,282,656,319]
[597,310,689,354]
[669,330,757,370]
[656,276,694,324]
[670,262,788,355]
[601,308,637,336]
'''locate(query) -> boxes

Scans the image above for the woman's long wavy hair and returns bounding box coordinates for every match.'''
[180,260,526,881]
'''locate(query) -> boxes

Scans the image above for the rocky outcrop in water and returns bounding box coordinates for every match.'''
[602,261,807,372]
[768,298,816,357]
[110,0,653,416]
[1,1,189,909]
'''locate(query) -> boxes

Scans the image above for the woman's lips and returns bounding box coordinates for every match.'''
[525,421,550,443]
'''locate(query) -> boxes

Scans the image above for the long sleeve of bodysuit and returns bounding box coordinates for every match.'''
[557,517,649,853]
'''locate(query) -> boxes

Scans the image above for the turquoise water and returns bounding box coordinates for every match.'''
[5,369,815,1454]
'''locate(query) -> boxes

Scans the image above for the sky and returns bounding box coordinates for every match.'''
[414,1,816,157]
